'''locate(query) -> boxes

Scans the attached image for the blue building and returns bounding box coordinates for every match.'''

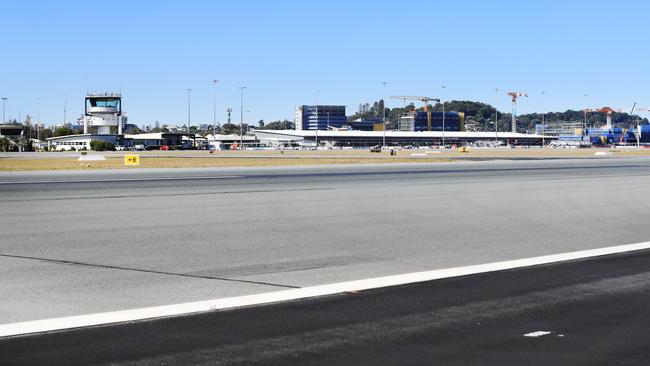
[295,105,347,130]
[398,111,464,132]
[585,127,650,145]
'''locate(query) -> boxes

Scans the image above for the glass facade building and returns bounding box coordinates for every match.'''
[398,112,464,132]
[295,105,347,130]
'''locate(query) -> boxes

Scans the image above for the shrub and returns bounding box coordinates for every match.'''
[90,140,116,151]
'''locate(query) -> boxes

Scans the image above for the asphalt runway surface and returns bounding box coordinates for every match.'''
[3,249,650,365]
[2,157,650,325]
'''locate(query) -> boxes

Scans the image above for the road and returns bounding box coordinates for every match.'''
[1,158,650,325]
[3,249,650,365]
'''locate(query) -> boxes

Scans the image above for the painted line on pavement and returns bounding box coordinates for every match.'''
[2,241,650,338]
[0,175,243,185]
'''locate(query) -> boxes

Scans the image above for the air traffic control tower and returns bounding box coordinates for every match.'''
[83,93,125,134]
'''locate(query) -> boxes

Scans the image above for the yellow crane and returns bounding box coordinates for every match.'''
[390,95,440,131]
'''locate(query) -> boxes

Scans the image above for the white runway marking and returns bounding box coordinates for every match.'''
[2,241,650,338]
[0,175,243,184]
[524,331,551,337]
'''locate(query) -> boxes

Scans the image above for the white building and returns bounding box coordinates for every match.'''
[46,134,124,151]
[254,129,552,147]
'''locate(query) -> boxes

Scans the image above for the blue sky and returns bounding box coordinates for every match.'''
[1,0,648,126]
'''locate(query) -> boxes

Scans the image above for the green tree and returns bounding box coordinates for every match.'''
[221,123,241,135]
[40,128,53,139]
[263,120,294,130]
[53,127,72,137]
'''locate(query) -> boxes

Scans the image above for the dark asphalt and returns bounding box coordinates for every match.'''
[3,249,650,366]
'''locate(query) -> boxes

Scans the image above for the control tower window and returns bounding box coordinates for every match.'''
[90,100,120,108]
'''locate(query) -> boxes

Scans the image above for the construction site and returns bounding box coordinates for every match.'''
[255,91,650,149]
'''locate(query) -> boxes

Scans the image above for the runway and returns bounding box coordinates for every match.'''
[3,248,650,365]
[2,157,650,325]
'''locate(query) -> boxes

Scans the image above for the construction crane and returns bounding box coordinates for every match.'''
[583,107,623,130]
[389,96,440,131]
[507,92,528,133]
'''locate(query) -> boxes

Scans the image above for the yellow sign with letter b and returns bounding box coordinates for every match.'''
[124,154,140,166]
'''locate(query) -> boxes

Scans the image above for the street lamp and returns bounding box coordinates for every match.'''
[186,88,192,148]
[1,97,7,123]
[315,89,319,149]
[240,86,246,149]
[442,85,446,147]
[382,81,387,148]
[494,88,499,144]
[583,93,588,137]
[37,97,40,141]
[541,91,545,147]
[212,80,219,137]
[186,88,192,132]
[63,94,67,126]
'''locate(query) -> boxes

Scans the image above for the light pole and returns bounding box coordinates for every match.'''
[186,88,192,132]
[541,91,545,147]
[1,97,7,123]
[583,93,588,138]
[63,94,67,126]
[326,112,330,130]
[382,81,387,148]
[37,97,40,141]
[212,80,219,137]
[315,89,319,149]
[240,86,246,149]
[186,88,192,148]
[442,85,446,147]
[494,88,499,144]
[636,113,641,150]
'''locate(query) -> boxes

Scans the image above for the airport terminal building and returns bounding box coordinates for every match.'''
[254,129,550,147]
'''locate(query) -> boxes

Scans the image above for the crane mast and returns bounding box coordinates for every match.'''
[507,92,528,133]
